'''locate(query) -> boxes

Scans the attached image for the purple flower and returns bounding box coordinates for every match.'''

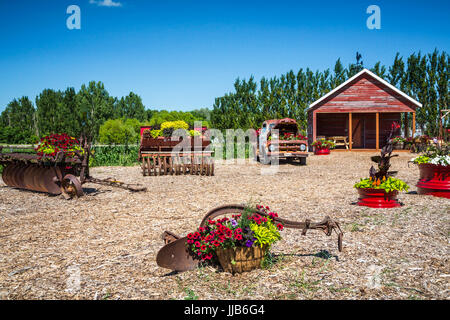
[230,219,238,227]
[245,238,256,247]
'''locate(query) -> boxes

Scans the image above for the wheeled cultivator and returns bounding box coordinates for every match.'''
[0,136,146,199]
[156,204,343,272]
[139,128,214,176]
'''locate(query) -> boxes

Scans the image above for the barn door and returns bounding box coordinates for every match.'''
[352,115,364,148]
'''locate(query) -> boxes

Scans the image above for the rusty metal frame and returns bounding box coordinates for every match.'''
[156,204,343,272]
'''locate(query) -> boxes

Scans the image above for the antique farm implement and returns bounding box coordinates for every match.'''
[255,118,308,165]
[156,204,343,272]
[0,135,146,199]
[139,127,214,176]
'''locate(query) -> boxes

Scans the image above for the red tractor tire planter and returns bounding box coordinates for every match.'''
[314,147,330,155]
[356,188,402,208]
[416,164,450,199]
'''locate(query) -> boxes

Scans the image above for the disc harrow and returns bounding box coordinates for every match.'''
[0,136,147,199]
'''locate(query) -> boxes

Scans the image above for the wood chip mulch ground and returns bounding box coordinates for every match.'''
[0,152,448,300]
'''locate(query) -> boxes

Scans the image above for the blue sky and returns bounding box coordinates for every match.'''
[0,0,449,113]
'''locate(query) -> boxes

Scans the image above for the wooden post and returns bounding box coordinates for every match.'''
[376,112,379,150]
[404,112,409,138]
[349,112,352,151]
[313,111,317,148]
[412,112,416,137]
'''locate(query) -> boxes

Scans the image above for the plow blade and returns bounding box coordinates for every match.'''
[2,163,62,195]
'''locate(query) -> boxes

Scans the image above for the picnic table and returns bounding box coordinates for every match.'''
[328,136,352,149]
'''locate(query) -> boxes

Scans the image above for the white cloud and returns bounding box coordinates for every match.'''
[89,0,122,7]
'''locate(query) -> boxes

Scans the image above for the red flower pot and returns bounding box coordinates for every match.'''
[356,188,401,208]
[416,164,450,199]
[314,147,330,155]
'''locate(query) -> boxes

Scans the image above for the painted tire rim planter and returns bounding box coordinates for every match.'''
[416,163,450,199]
[356,188,401,208]
[216,245,267,274]
[314,147,330,155]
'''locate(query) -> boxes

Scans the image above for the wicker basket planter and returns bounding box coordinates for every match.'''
[216,245,267,274]
[416,164,450,199]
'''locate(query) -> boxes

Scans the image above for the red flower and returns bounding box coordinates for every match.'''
[277,223,284,231]
[391,121,401,130]
[195,241,201,247]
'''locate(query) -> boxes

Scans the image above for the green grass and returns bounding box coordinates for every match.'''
[183,288,199,300]
[90,145,139,167]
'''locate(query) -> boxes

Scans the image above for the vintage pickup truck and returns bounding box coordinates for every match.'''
[255,118,308,165]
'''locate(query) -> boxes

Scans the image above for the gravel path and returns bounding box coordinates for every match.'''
[0,152,448,300]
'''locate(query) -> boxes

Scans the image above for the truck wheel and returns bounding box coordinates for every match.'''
[299,157,307,165]
[253,145,259,162]
[261,148,271,165]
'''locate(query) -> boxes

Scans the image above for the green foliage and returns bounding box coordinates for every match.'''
[211,50,449,136]
[35,133,84,158]
[150,129,162,138]
[115,92,146,121]
[183,288,199,300]
[145,110,204,127]
[77,81,117,142]
[412,155,430,164]
[312,139,336,149]
[160,120,189,131]
[250,218,281,248]
[189,130,201,136]
[354,177,410,193]
[0,50,447,146]
[99,119,138,145]
[124,118,142,136]
[0,96,37,144]
[90,145,139,167]
[0,126,38,144]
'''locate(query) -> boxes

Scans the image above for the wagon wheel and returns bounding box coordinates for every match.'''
[61,174,84,199]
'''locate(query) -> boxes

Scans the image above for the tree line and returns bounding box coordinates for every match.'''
[1,50,448,144]
[0,81,209,144]
[210,50,449,136]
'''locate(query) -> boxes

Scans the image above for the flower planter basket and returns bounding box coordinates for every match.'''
[216,245,267,274]
[416,164,450,199]
[356,188,401,208]
[314,147,330,155]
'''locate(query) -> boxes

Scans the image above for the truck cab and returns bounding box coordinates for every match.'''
[256,118,308,165]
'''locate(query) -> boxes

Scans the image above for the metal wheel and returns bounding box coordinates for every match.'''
[260,147,271,165]
[62,174,84,199]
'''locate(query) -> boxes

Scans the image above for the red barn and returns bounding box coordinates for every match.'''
[307,69,422,151]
